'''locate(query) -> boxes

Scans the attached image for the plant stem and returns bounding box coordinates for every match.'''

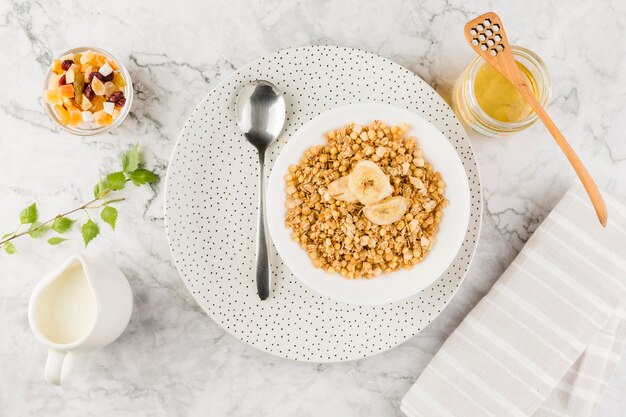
[0,196,101,246]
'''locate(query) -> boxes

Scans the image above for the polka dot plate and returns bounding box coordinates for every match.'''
[164,45,482,362]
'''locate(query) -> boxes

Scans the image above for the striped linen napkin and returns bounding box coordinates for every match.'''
[401,187,626,417]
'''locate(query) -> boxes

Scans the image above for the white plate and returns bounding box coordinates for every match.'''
[267,103,471,305]
[165,45,482,362]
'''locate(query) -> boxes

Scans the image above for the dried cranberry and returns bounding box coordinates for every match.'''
[88,71,114,83]
[87,71,100,82]
[61,60,73,71]
[107,91,122,102]
[108,91,126,107]
[83,84,95,101]
[58,75,66,86]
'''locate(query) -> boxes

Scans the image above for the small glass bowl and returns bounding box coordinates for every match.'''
[452,46,551,137]
[42,46,133,136]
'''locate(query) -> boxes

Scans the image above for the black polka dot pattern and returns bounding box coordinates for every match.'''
[164,46,482,362]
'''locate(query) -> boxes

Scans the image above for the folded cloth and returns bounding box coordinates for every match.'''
[402,187,626,417]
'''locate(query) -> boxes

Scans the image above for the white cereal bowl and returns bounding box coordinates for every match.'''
[266,103,471,305]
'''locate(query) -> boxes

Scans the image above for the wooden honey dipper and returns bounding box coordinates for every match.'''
[464,12,607,227]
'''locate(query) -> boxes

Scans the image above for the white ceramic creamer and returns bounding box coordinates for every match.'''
[28,254,133,385]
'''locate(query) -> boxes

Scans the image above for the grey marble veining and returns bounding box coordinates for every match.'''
[1,0,625,416]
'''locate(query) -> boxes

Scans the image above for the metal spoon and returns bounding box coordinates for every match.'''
[236,80,286,300]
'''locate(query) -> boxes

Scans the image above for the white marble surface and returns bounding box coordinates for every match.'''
[1,0,625,415]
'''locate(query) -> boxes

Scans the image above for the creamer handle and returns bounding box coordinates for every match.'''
[44,349,75,385]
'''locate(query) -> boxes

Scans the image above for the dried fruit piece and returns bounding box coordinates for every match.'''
[93,55,106,67]
[61,60,74,71]
[348,160,393,204]
[62,97,74,108]
[90,96,105,112]
[108,91,126,107]
[48,73,60,89]
[44,89,62,105]
[51,60,63,74]
[112,71,126,88]
[99,62,113,77]
[58,74,66,86]
[88,71,113,83]
[363,196,410,226]
[80,96,92,111]
[93,109,112,125]
[107,60,119,70]
[83,84,95,101]
[68,106,82,126]
[54,104,70,125]
[73,72,85,105]
[91,77,105,96]
[81,111,93,122]
[59,84,75,98]
[104,81,116,98]
[327,175,358,202]
[80,50,94,65]
[92,109,107,121]
[103,101,115,115]
[73,53,82,65]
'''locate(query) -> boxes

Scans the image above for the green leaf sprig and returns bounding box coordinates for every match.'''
[0,145,159,254]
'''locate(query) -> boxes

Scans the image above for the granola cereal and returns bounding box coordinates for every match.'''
[284,121,447,279]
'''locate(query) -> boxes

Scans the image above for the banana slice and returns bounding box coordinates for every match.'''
[363,196,410,225]
[327,175,359,202]
[348,160,393,205]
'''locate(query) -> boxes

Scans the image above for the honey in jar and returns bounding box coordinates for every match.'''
[473,61,537,123]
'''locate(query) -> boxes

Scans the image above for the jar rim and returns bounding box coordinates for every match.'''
[463,45,551,132]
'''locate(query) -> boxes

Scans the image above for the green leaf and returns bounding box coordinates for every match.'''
[101,206,118,230]
[122,144,141,172]
[3,242,16,254]
[81,220,99,247]
[106,172,126,191]
[20,203,38,224]
[28,222,50,238]
[93,179,108,199]
[47,237,68,246]
[52,216,75,234]
[127,169,159,186]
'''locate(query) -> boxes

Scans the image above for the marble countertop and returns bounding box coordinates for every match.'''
[1,0,625,416]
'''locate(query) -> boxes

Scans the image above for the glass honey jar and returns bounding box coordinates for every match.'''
[453,46,551,137]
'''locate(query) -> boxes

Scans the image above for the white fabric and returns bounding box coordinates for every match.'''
[402,188,626,417]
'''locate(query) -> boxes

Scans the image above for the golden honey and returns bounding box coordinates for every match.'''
[473,61,537,123]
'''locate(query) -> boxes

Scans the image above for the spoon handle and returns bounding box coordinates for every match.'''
[515,82,608,227]
[255,151,271,300]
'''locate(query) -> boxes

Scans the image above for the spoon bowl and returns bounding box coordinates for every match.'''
[236,81,286,150]
[235,80,286,300]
